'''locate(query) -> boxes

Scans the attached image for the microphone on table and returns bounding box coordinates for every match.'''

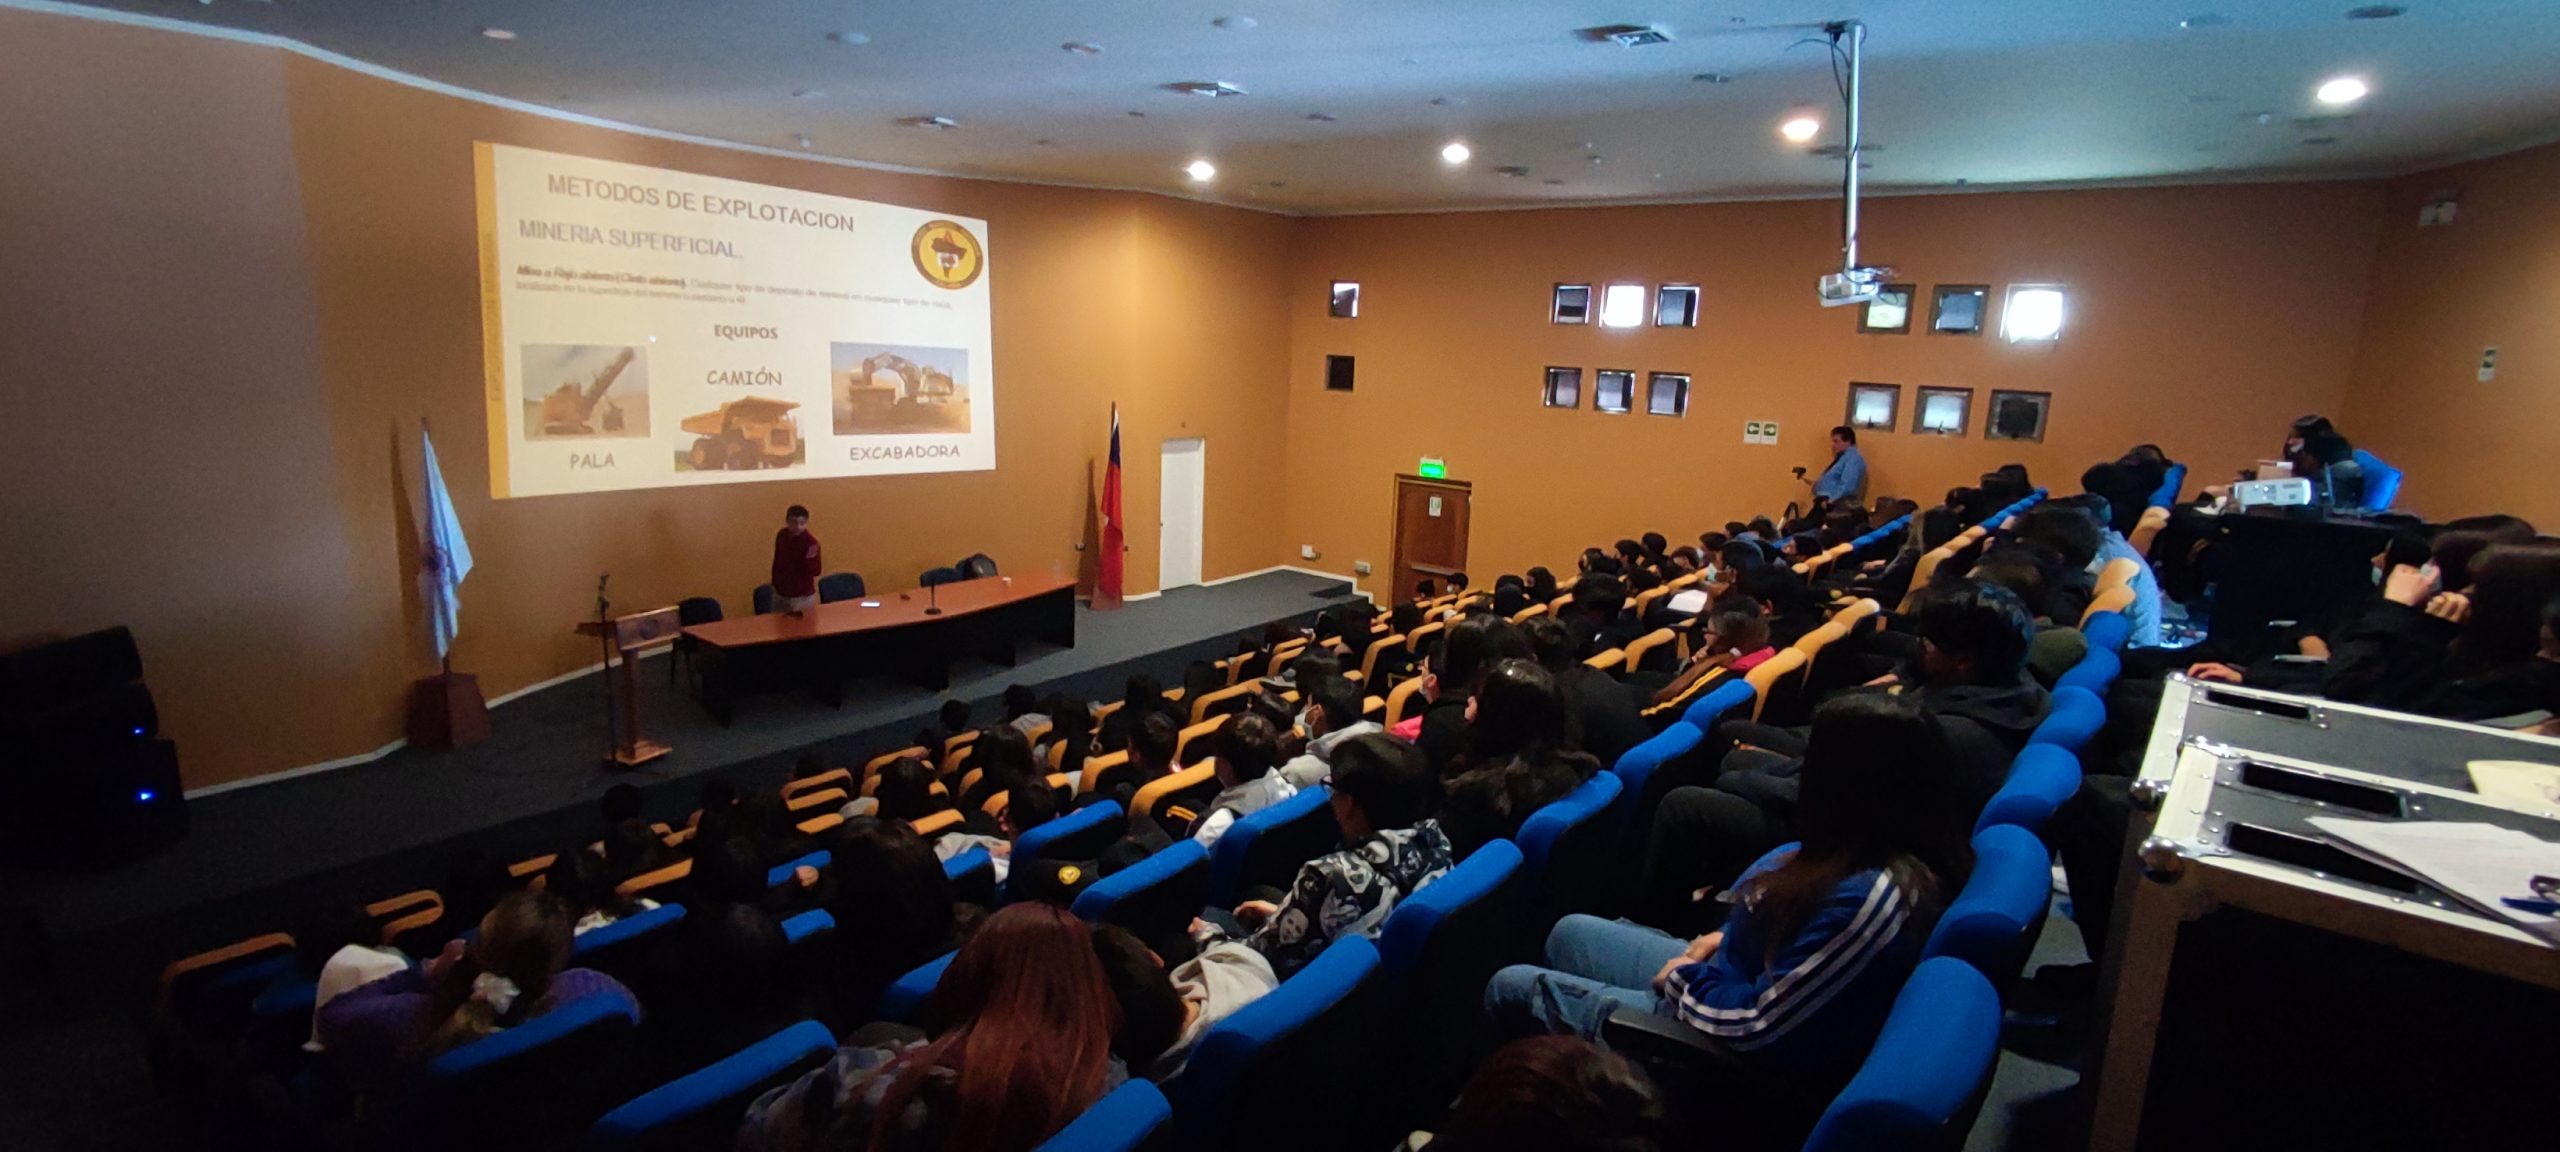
[925,579,942,616]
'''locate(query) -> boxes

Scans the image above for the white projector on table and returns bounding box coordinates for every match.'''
[2232,477,2314,509]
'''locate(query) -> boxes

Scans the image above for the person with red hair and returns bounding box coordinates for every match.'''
[736,903,1124,1152]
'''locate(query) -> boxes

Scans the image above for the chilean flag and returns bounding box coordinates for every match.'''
[1097,405,1126,606]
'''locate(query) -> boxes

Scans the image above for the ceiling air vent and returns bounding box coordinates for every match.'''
[1164,81,1248,98]
[896,115,958,129]
[1576,23,1674,47]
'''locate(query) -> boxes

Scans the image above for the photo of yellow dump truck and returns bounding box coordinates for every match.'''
[677,396,805,471]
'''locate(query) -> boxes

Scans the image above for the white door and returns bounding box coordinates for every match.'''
[1159,438,1206,591]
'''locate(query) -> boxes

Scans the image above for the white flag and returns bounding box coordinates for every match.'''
[420,429,474,659]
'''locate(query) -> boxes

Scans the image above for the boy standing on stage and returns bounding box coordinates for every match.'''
[772,504,821,615]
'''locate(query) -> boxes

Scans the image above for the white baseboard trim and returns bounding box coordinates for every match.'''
[184,647,667,799]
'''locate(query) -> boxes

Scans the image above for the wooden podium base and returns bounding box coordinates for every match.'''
[408,672,490,750]
[610,739,672,769]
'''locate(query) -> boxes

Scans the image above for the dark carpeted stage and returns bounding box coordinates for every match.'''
[0,570,1360,997]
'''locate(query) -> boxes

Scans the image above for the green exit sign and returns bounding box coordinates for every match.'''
[1418,457,1447,479]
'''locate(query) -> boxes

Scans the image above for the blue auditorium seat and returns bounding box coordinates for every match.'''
[2027,686,2105,753]
[2055,645,2122,696]
[1372,840,1524,1137]
[1166,936,1382,1151]
[2351,448,2401,511]
[1206,786,1339,907]
[2149,462,2188,509]
[1974,744,2082,837]
[1012,799,1126,868]
[1923,824,2052,985]
[1037,1079,1172,1152]
[778,908,834,945]
[1801,957,2003,1152]
[1072,838,1211,952]
[585,1020,837,1151]
[766,849,829,889]
[423,982,644,1144]
[943,846,998,906]
[1612,721,1707,804]
[2081,609,2131,655]
[1679,676,1759,731]
[1515,771,1622,926]
[878,949,956,1024]
[570,902,687,978]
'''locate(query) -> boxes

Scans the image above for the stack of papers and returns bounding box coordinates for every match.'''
[2468,760,2560,812]
[2307,817,2560,945]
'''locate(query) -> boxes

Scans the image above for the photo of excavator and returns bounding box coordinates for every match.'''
[520,344,650,440]
[677,396,804,471]
[829,343,971,435]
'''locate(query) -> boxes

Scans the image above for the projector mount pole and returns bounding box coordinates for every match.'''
[1836,19,1865,280]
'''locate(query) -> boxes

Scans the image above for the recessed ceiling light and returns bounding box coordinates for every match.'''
[896,115,959,129]
[2345,4,2405,18]
[479,26,517,40]
[1441,141,1471,164]
[1779,113,1822,143]
[1062,41,1103,55]
[1305,112,1338,123]
[792,134,813,150]
[2316,75,2370,105]
[826,31,870,46]
[1185,159,1217,182]
[1212,15,1257,30]
[1165,81,1248,98]
[1692,73,1733,85]
[2178,13,2229,28]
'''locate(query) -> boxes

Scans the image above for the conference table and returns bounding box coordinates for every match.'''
[681,573,1076,724]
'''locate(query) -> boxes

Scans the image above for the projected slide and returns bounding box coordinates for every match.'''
[475,143,995,498]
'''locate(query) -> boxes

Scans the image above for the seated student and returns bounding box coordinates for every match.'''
[1189,713,1297,847]
[725,791,817,871]
[1524,616,1646,766]
[642,882,793,1079]
[317,891,635,1120]
[1735,564,1823,649]
[1419,1035,1675,1152]
[1194,734,1452,978]
[1000,684,1049,736]
[2012,504,2105,623]
[1525,566,1562,606]
[870,755,953,826]
[923,698,974,751]
[1645,604,1775,709]
[296,903,411,1054]
[600,817,675,884]
[824,818,966,1018]
[1279,675,1384,788]
[738,904,1125,1152]
[1368,602,1428,684]
[1494,579,1532,619]
[1087,710,1179,807]
[1097,673,1180,752]
[1489,692,1964,1094]
[1090,923,1278,1080]
[1968,544,2089,688]
[694,778,743,847]
[2314,542,2560,722]
[2055,491,2163,648]
[1440,660,1601,859]
[1040,695,1097,780]
[544,850,660,935]
[1403,616,1527,776]
[1566,572,1646,655]
[1415,577,1441,602]
[1641,532,1671,567]
[960,725,1040,814]
[597,782,646,845]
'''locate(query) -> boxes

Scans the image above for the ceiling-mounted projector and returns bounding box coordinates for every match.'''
[1818,266,1891,308]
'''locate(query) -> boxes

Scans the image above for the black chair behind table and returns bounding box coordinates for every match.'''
[959,553,1000,579]
[815,572,866,604]
[671,596,723,692]
[918,566,965,588]
[751,583,777,615]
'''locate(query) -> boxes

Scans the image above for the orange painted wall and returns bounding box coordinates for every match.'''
[2339,141,2560,528]
[0,9,1294,788]
[1280,184,2384,598]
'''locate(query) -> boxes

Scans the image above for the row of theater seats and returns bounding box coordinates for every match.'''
[150,491,2099,1149]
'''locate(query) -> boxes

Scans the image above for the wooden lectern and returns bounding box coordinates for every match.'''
[575,606,681,768]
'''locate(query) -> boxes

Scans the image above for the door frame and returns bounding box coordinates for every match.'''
[1158,437,1207,592]
[1389,473,1472,604]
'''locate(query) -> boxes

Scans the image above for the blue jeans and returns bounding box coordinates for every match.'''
[1484,914,1688,1041]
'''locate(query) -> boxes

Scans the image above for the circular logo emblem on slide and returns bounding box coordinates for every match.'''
[911,220,984,290]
